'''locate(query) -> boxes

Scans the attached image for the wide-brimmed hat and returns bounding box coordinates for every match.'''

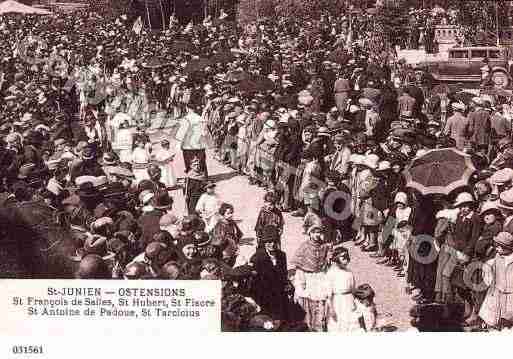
[377,160,391,172]
[317,126,330,137]
[101,152,118,166]
[453,192,475,208]
[451,102,466,112]
[499,189,513,211]
[472,97,484,106]
[76,182,99,198]
[494,232,513,250]
[480,201,501,217]
[358,98,374,108]
[363,154,380,170]
[489,168,513,186]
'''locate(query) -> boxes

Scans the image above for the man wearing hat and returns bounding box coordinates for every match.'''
[69,145,105,183]
[468,97,491,153]
[138,190,173,251]
[443,102,470,151]
[175,97,211,177]
[249,225,290,321]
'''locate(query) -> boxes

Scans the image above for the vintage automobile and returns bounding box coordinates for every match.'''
[418,46,513,89]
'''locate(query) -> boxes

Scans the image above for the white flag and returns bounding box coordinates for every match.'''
[132,17,143,35]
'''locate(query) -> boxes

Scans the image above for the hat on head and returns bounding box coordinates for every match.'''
[489,168,513,186]
[451,102,466,112]
[377,160,391,172]
[453,192,475,208]
[494,232,513,250]
[317,127,330,137]
[363,154,380,170]
[76,181,99,198]
[102,152,118,166]
[261,225,280,243]
[139,189,155,205]
[480,201,501,217]
[394,192,408,206]
[358,98,374,108]
[205,181,216,189]
[81,146,95,160]
[472,97,484,106]
[499,189,513,211]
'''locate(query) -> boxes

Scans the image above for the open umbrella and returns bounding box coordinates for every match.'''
[183,58,212,74]
[404,148,476,196]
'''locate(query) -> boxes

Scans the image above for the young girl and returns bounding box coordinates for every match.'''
[389,192,413,277]
[326,246,356,332]
[479,232,513,330]
[131,140,151,184]
[254,191,284,248]
[153,139,176,189]
[476,202,503,261]
[353,283,378,332]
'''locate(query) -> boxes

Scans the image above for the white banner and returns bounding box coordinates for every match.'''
[0,280,221,337]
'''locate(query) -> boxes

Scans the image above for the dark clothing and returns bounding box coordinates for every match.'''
[250,248,289,320]
[137,209,165,251]
[450,212,482,257]
[254,206,284,245]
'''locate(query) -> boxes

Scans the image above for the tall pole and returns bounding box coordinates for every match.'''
[496,1,500,46]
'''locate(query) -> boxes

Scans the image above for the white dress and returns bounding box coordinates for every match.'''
[326,266,357,332]
[153,147,176,188]
[131,148,151,184]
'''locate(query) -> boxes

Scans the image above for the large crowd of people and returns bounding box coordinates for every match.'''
[1,5,513,333]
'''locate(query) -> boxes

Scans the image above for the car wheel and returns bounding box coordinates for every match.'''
[491,71,510,89]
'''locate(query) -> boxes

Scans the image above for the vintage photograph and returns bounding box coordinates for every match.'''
[1,0,513,333]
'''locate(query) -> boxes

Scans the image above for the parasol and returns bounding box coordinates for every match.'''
[404,148,476,196]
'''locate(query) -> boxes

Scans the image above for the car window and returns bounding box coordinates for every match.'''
[450,51,468,59]
[488,50,501,59]
[471,50,488,58]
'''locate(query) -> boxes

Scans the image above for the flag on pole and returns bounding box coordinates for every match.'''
[132,17,143,35]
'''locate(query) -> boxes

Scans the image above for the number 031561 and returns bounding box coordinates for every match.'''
[11,345,44,354]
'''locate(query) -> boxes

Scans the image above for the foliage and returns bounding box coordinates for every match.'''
[455,0,510,45]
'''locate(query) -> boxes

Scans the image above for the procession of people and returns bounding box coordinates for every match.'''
[2,4,513,333]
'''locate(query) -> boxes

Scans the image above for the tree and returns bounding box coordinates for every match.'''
[456,0,510,45]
